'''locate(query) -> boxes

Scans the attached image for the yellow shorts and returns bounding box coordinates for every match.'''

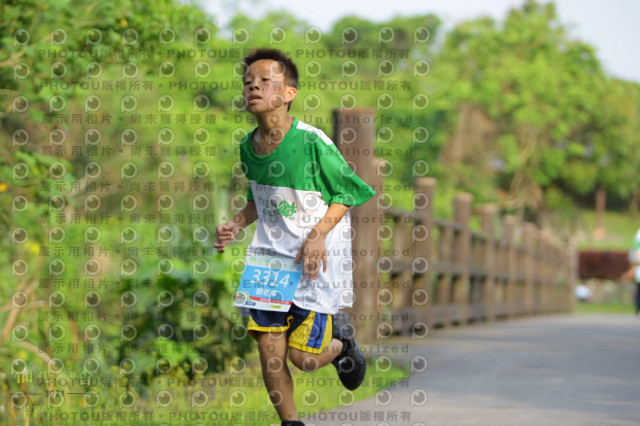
[247,303,333,354]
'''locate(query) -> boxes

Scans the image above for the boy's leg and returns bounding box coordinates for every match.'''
[286,308,366,390]
[284,305,343,372]
[255,330,299,422]
[288,338,343,372]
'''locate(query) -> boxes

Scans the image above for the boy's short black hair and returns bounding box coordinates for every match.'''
[242,48,299,88]
[242,48,299,111]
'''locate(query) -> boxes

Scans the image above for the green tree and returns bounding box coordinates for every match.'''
[433,0,640,223]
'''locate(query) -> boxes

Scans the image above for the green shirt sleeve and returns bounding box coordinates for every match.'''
[314,137,376,206]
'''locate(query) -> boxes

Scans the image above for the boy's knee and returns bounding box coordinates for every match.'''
[256,332,288,367]
[288,351,303,370]
[264,354,286,373]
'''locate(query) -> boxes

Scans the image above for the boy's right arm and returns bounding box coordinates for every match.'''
[213,201,257,253]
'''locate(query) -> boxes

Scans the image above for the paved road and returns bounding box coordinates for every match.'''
[310,314,640,426]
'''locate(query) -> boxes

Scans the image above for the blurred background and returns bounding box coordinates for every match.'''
[1,0,639,423]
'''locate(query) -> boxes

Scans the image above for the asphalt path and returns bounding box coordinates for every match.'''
[311,314,640,426]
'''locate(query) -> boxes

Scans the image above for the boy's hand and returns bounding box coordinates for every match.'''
[214,221,242,253]
[295,226,327,281]
[621,266,636,281]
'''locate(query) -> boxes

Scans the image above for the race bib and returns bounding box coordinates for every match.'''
[234,254,303,312]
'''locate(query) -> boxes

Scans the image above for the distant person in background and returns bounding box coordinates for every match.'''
[621,228,640,315]
[575,284,592,303]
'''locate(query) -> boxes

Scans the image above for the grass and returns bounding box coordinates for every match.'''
[574,300,637,315]
[8,354,409,426]
[576,209,638,251]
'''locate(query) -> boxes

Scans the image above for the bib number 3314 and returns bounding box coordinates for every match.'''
[234,254,303,312]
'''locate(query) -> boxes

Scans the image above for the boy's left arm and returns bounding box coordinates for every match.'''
[621,265,639,281]
[294,203,350,280]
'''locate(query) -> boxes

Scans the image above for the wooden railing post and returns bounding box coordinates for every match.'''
[534,229,542,314]
[504,216,517,317]
[559,240,567,311]
[413,178,435,327]
[333,108,378,342]
[540,231,552,313]
[566,237,578,313]
[543,230,552,313]
[435,223,453,326]
[371,157,386,330]
[452,193,472,323]
[478,205,497,321]
[522,223,537,315]
[553,241,562,311]
[391,213,412,323]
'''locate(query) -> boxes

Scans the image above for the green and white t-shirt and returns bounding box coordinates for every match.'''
[239,118,376,314]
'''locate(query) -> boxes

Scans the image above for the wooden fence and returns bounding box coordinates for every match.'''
[332,108,577,341]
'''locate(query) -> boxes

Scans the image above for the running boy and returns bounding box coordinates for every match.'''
[214,48,375,425]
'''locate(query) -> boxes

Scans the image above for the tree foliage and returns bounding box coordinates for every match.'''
[434,0,640,220]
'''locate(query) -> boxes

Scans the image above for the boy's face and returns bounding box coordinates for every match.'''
[242,59,297,115]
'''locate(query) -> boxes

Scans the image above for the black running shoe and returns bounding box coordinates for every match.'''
[331,311,366,390]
